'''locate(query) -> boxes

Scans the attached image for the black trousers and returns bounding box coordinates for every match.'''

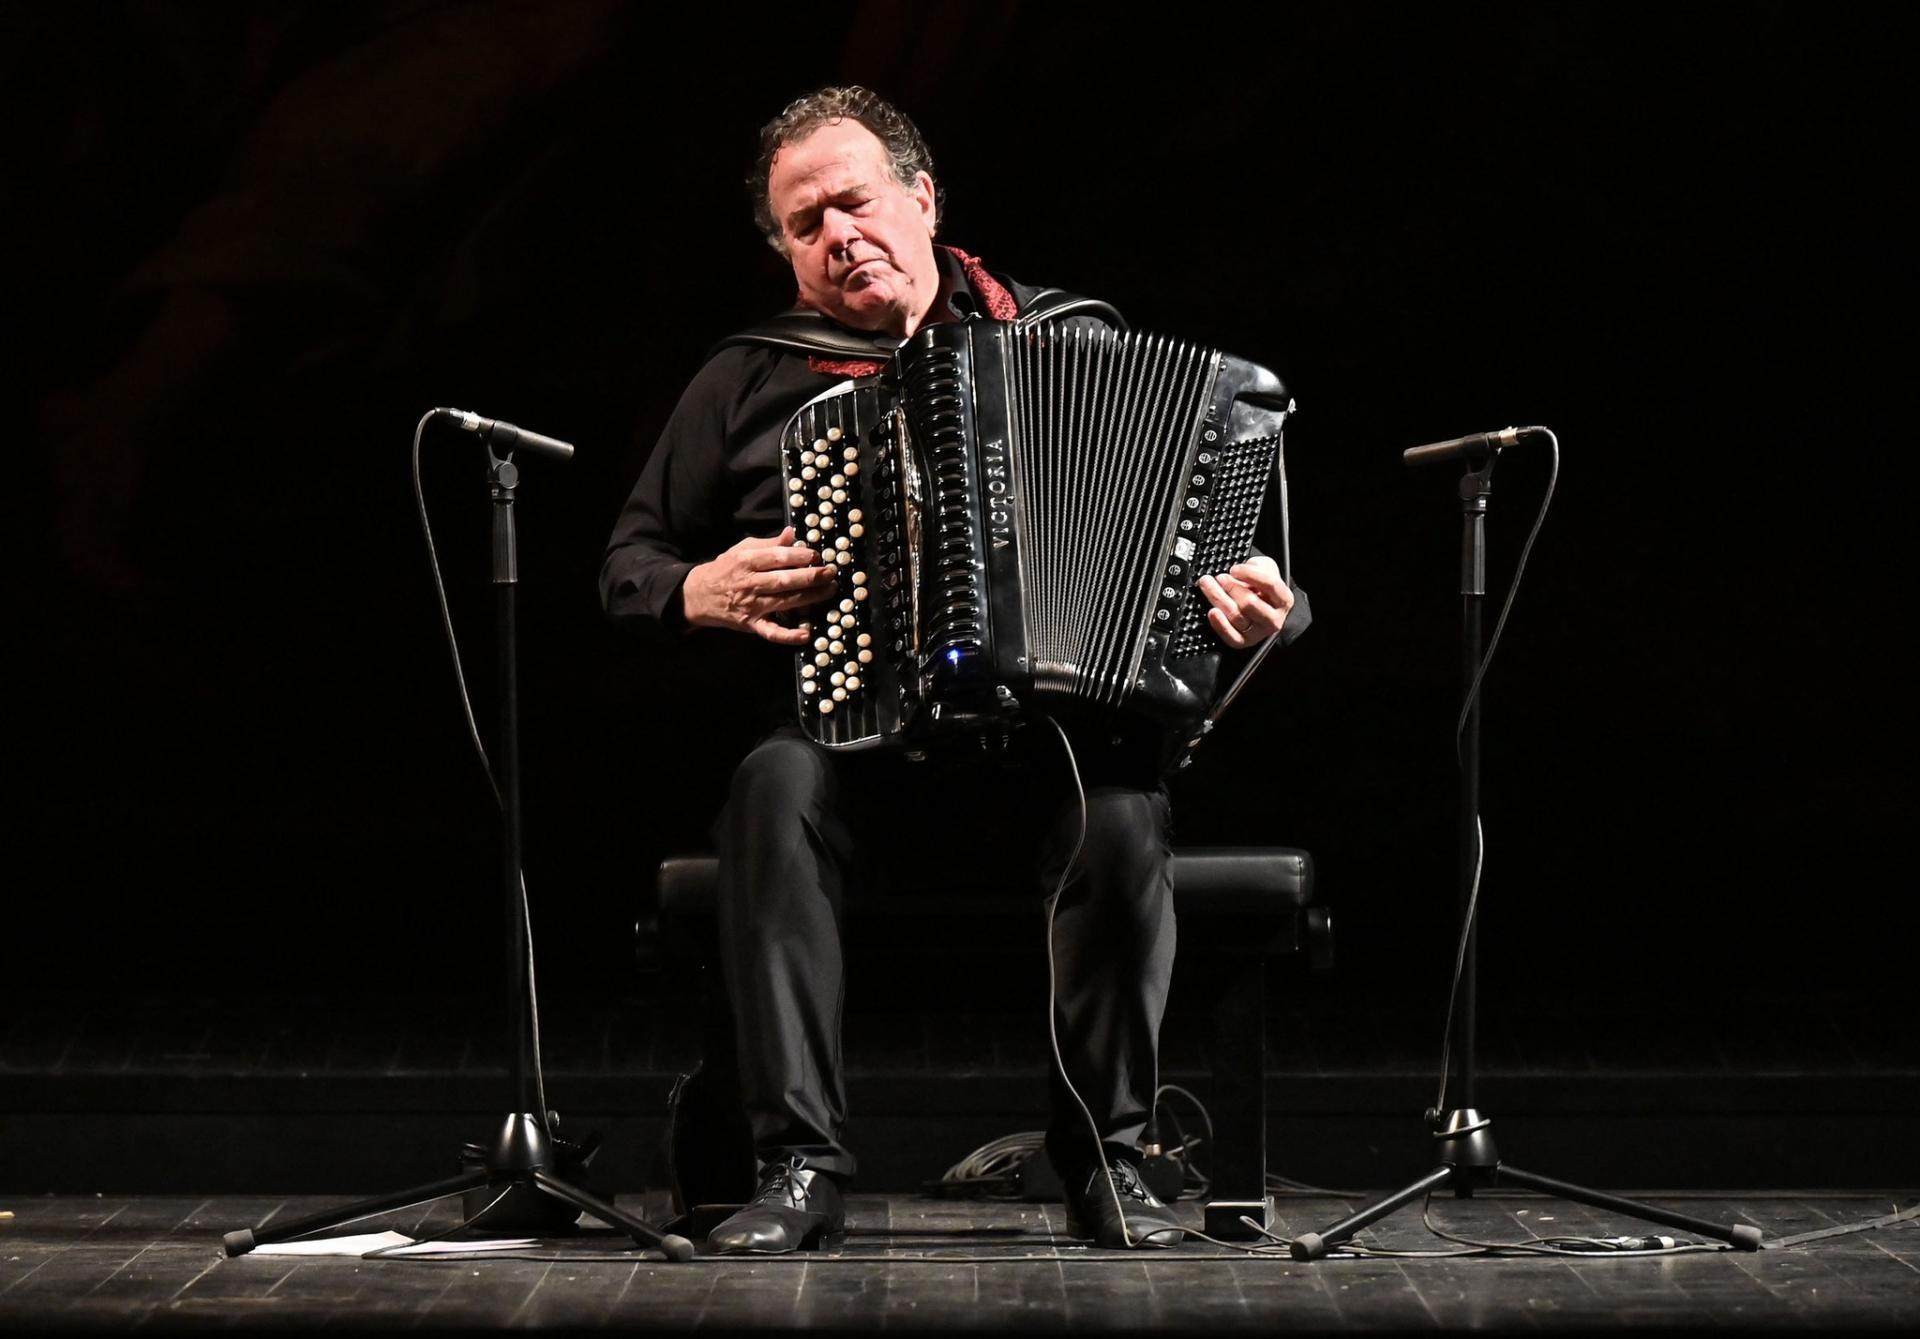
[713,724,1176,1182]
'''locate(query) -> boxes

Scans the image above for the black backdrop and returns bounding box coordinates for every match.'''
[11,2,1914,1033]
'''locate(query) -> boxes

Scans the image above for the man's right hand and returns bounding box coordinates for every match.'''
[681,527,837,645]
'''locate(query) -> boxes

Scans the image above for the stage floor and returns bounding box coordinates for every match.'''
[1,1190,1915,1333]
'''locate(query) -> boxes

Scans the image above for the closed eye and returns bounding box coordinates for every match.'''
[786,191,875,244]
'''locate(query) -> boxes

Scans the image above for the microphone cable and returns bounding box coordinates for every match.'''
[1432,428,1559,1119]
[410,409,552,1132]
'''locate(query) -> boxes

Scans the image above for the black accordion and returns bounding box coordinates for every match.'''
[780,318,1292,766]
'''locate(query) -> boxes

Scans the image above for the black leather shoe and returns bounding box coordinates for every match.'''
[705,1156,846,1255]
[1062,1155,1185,1248]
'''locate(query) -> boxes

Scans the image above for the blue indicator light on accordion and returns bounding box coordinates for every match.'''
[946,648,963,665]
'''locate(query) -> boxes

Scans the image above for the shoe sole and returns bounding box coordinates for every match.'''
[1064,1213,1182,1249]
[705,1226,847,1255]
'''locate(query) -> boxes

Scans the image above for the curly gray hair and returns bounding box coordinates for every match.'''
[749,86,944,253]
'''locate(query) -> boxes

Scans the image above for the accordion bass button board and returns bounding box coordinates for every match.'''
[780,319,1292,761]
[780,381,910,749]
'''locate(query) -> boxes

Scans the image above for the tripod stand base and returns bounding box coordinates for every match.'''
[1288,1110,1763,1259]
[222,1114,694,1262]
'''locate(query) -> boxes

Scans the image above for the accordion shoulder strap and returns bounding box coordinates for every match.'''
[1014,289,1128,331]
[707,310,903,363]
[707,289,1129,364]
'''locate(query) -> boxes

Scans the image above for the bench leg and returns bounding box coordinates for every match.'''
[1202,953,1276,1239]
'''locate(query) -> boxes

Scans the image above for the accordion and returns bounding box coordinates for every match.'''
[780,318,1292,766]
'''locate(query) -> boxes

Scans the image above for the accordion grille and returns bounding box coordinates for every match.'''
[1168,434,1283,660]
[1007,327,1219,707]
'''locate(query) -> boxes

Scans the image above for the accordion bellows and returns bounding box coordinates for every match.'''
[781,319,1290,761]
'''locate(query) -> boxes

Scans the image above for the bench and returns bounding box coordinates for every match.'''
[645,845,1328,1237]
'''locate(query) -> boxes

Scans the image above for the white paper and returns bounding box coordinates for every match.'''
[386,1236,540,1256]
[249,1231,414,1256]
[248,1231,539,1257]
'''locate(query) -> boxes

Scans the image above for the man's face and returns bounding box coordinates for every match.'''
[767,119,939,336]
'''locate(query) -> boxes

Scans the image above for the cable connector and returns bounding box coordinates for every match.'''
[1591,1234,1681,1251]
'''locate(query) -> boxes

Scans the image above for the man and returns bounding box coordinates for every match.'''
[601,87,1304,1253]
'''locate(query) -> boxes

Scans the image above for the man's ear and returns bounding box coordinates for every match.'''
[912,171,937,232]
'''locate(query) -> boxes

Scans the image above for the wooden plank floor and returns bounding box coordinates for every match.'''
[1,1191,1916,1333]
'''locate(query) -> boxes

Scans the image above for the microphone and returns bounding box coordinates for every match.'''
[442,408,576,462]
[1403,425,1535,467]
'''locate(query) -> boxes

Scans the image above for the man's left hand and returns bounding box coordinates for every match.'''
[1199,556,1293,650]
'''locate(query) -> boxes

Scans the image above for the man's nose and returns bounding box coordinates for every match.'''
[822,210,861,256]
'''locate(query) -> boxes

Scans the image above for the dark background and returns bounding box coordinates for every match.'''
[9,2,1913,1041]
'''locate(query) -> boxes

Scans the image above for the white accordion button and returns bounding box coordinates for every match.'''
[843,445,858,461]
[830,474,845,488]
[818,485,832,499]
[845,463,859,477]
[820,500,834,514]
[850,524,865,538]
[805,513,820,527]
[851,571,867,586]
[831,489,847,504]
[807,529,821,543]
[846,676,861,691]
[831,687,846,702]
[830,671,845,686]
[829,640,844,655]
[858,649,873,664]
[800,664,816,678]
[835,552,852,566]
[819,699,834,714]
[826,426,843,441]
[848,508,863,522]
[815,652,830,667]
[857,632,872,647]
[840,599,854,613]
[834,537,850,551]
[802,680,816,694]
[853,587,869,601]
[814,636,828,651]
[801,466,816,481]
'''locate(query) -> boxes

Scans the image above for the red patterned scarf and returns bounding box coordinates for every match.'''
[805,246,1016,377]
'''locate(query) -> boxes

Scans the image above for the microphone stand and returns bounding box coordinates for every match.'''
[224,441,692,1262]
[1287,442,1761,1260]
